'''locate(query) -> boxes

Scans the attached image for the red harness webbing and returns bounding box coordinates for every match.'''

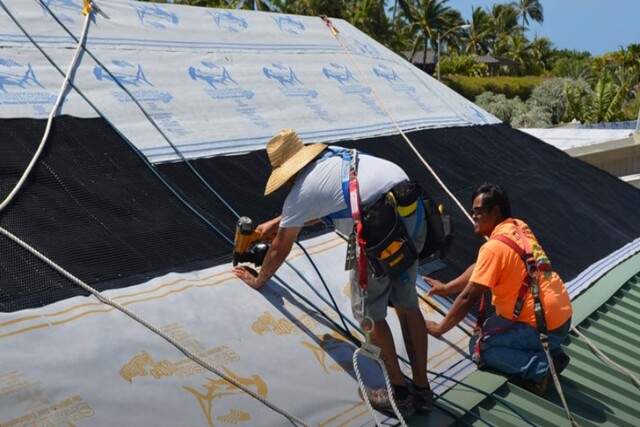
[346,150,368,292]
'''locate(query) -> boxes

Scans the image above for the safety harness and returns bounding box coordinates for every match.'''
[473,221,580,426]
[472,220,552,363]
[326,147,415,427]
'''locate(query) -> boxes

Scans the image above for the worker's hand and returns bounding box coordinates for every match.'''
[425,320,443,338]
[257,219,279,241]
[423,276,448,296]
[233,265,261,289]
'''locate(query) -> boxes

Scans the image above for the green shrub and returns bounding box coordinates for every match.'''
[444,76,544,101]
[511,106,552,128]
[527,77,577,124]
[475,92,526,124]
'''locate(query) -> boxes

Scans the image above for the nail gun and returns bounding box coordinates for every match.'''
[232,217,270,270]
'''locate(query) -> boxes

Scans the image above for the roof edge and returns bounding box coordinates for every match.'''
[571,250,640,324]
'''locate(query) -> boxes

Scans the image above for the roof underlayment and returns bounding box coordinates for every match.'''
[1,1,639,426]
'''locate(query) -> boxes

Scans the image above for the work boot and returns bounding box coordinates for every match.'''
[357,386,415,419]
[523,370,551,397]
[409,384,434,413]
[553,351,570,374]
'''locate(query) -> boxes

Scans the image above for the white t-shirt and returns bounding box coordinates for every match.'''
[280,150,408,232]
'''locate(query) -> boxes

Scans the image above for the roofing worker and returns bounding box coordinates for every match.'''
[424,183,572,395]
[233,129,432,418]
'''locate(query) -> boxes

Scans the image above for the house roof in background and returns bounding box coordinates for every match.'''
[474,55,520,66]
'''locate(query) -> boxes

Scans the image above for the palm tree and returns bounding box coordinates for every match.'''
[489,4,519,34]
[396,0,462,70]
[502,33,531,75]
[529,36,554,74]
[511,0,543,32]
[463,6,492,55]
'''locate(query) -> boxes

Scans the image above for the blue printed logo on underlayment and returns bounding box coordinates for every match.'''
[352,39,383,59]
[189,61,253,100]
[372,64,416,94]
[263,64,333,122]
[40,0,83,24]
[94,60,153,87]
[94,60,172,103]
[263,64,317,98]
[0,59,45,93]
[132,3,178,29]
[0,58,57,111]
[322,63,369,94]
[273,15,305,35]
[210,10,248,32]
[373,64,431,113]
[469,105,490,124]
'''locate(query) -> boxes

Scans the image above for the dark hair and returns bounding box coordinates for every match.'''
[472,183,511,218]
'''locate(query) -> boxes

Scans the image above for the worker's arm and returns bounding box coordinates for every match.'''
[258,216,319,241]
[425,280,486,337]
[233,226,300,289]
[423,263,475,297]
[257,215,282,241]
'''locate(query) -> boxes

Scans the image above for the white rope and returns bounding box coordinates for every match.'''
[320,17,588,427]
[0,4,309,425]
[0,226,309,427]
[353,344,408,427]
[320,17,473,227]
[543,343,581,427]
[0,3,91,213]
[571,325,640,389]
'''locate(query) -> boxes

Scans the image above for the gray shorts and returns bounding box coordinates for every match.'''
[350,205,427,322]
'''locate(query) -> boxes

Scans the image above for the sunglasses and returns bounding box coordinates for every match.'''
[470,206,488,216]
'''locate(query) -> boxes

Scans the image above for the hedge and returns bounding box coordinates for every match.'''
[443,75,545,101]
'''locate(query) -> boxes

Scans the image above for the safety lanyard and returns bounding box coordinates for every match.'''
[344,149,368,292]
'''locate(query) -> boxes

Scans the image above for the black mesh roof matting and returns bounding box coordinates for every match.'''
[2,117,639,312]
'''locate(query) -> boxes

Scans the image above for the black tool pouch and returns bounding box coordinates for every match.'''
[362,193,418,279]
[416,185,453,260]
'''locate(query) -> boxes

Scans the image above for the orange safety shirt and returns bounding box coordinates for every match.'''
[470,218,573,331]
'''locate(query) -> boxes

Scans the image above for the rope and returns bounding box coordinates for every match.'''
[319,16,473,226]
[543,346,581,427]
[0,3,308,424]
[353,344,408,427]
[318,15,587,427]
[0,226,308,427]
[571,325,640,389]
[0,1,91,213]
[3,0,235,246]
[43,1,363,361]
[36,0,240,220]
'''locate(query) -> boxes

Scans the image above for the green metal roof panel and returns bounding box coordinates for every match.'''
[411,254,640,427]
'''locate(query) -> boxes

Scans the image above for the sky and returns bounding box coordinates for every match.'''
[445,0,640,56]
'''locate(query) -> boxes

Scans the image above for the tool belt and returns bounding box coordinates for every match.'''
[361,181,419,279]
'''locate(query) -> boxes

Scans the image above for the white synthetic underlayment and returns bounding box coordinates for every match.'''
[0,232,475,427]
[1,234,638,426]
[0,0,498,163]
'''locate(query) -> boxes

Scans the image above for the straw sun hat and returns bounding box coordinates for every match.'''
[264,129,327,195]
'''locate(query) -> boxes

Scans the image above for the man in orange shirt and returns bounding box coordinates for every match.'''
[424,183,572,395]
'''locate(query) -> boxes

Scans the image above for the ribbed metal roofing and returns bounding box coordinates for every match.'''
[408,252,640,426]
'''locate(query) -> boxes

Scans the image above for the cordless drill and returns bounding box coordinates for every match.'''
[232,216,270,268]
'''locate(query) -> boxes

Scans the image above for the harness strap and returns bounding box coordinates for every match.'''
[342,149,368,293]
[473,221,552,362]
[491,234,551,320]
